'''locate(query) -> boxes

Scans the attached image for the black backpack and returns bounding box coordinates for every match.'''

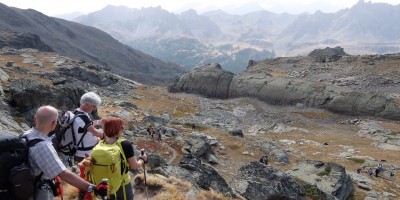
[52,110,93,165]
[0,132,43,200]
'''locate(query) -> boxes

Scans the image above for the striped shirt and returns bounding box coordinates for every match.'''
[23,128,66,180]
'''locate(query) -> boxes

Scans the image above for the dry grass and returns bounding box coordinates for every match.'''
[58,182,79,200]
[227,144,241,150]
[134,86,198,118]
[0,53,57,85]
[291,111,333,119]
[196,189,228,200]
[133,174,233,200]
[134,174,192,200]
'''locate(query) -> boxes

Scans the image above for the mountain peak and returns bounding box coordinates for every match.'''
[181,9,197,15]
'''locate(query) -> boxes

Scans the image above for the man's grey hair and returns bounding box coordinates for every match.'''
[80,92,101,106]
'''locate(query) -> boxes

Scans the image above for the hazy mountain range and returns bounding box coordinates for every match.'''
[0,3,185,85]
[74,0,400,72]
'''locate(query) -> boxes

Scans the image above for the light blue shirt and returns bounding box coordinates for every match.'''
[23,128,66,180]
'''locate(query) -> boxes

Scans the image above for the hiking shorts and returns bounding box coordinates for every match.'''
[35,181,54,200]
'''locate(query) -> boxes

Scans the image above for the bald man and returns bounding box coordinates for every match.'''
[23,106,96,200]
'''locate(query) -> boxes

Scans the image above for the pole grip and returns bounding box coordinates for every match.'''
[141,149,145,156]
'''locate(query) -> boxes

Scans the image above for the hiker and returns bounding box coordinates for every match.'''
[192,123,196,130]
[23,106,97,200]
[375,163,383,177]
[259,155,268,165]
[157,127,162,143]
[369,168,373,176]
[147,125,155,142]
[98,117,147,200]
[73,92,104,163]
[375,168,380,177]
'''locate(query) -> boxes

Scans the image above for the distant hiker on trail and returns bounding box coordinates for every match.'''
[23,106,97,200]
[259,155,268,165]
[147,125,155,142]
[375,163,383,177]
[377,163,383,169]
[90,117,147,200]
[369,168,373,176]
[157,127,162,143]
[192,123,196,130]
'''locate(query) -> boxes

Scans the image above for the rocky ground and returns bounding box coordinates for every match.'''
[167,94,400,200]
[248,48,400,96]
[1,47,400,200]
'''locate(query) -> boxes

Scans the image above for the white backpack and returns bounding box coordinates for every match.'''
[53,110,93,160]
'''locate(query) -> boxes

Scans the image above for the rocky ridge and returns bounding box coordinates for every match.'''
[169,49,400,120]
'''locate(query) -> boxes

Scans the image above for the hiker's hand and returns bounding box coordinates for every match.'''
[95,183,108,197]
[139,154,148,164]
[99,118,105,126]
[95,119,104,127]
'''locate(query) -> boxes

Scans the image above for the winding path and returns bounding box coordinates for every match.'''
[166,144,177,165]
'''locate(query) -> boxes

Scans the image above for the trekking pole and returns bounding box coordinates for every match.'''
[141,149,149,200]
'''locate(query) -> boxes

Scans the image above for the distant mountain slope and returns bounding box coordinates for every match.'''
[74,1,400,72]
[75,6,275,73]
[277,1,400,55]
[0,3,185,85]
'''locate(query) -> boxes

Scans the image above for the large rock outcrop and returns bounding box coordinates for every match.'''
[9,79,84,124]
[168,63,234,99]
[308,46,347,62]
[169,64,400,120]
[230,162,307,200]
[158,154,233,196]
[287,160,354,200]
[182,138,213,158]
[58,67,118,86]
[0,30,53,52]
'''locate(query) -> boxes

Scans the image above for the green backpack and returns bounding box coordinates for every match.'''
[90,138,128,197]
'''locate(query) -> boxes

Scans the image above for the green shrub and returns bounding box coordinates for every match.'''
[294,177,326,200]
[347,157,365,164]
[183,122,207,131]
[317,165,332,176]
[170,121,182,125]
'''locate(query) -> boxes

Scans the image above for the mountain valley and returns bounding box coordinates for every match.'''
[1,1,400,199]
[1,46,400,199]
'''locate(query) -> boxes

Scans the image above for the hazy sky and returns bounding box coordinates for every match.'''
[1,0,399,16]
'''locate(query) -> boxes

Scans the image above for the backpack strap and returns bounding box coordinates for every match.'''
[27,138,44,148]
[21,136,48,192]
[19,134,44,149]
[116,138,128,200]
[116,138,129,173]
[70,110,94,151]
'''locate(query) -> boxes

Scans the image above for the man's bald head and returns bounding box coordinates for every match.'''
[35,105,58,124]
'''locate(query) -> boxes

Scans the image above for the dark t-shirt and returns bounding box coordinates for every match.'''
[120,140,134,159]
[120,140,134,173]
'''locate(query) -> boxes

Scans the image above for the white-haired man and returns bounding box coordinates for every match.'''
[73,92,104,163]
